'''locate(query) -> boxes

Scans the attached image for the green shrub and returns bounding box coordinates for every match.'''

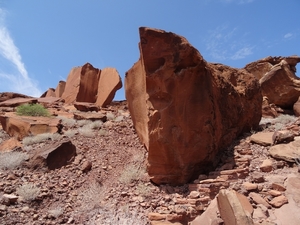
[16,104,50,117]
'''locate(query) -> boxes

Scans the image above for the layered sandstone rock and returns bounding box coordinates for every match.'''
[0,113,62,140]
[61,63,122,107]
[125,27,262,185]
[55,81,66,98]
[245,55,300,108]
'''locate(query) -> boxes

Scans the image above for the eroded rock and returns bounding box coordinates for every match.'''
[125,27,262,185]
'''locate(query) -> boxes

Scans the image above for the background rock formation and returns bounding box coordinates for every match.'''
[44,63,122,108]
[125,27,262,185]
[245,55,300,108]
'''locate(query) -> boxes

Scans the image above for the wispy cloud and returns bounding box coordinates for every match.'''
[205,25,254,61]
[284,33,293,39]
[0,8,41,97]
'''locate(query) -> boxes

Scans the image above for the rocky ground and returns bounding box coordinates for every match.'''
[0,101,300,225]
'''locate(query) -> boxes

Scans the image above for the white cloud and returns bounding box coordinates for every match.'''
[284,33,293,39]
[205,25,254,61]
[0,8,41,97]
[231,47,253,60]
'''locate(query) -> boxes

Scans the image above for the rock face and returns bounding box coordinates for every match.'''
[245,55,300,108]
[61,63,122,107]
[125,27,262,185]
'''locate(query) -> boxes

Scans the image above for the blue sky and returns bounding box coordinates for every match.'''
[0,0,299,100]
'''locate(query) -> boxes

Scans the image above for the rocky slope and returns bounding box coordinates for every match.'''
[0,100,300,225]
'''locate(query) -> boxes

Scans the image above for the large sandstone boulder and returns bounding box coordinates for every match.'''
[245,55,300,108]
[61,63,122,107]
[125,27,262,185]
[0,113,62,140]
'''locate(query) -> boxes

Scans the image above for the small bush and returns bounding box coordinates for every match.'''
[78,181,103,211]
[77,120,91,127]
[57,116,76,128]
[64,129,77,138]
[16,183,40,201]
[0,151,28,170]
[119,164,141,184]
[78,127,94,137]
[23,133,62,146]
[98,129,107,136]
[136,183,151,198]
[48,207,64,218]
[106,112,115,121]
[16,104,50,117]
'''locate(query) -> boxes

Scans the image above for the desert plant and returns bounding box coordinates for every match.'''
[16,183,40,201]
[136,183,151,198]
[64,129,77,138]
[22,133,62,146]
[78,127,94,137]
[78,181,103,212]
[57,116,77,127]
[106,112,115,121]
[77,120,91,127]
[48,207,64,218]
[0,151,28,170]
[16,103,50,117]
[119,164,141,184]
[98,129,107,136]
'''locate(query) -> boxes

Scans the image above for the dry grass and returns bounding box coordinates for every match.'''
[78,127,94,137]
[77,120,91,127]
[16,183,40,202]
[77,181,103,212]
[57,116,77,128]
[64,129,77,138]
[0,151,28,170]
[23,133,62,146]
[48,207,64,219]
[119,164,142,184]
[106,112,115,121]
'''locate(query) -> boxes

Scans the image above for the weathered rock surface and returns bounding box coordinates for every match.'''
[55,81,66,98]
[0,97,37,107]
[217,190,254,225]
[269,140,300,162]
[0,137,22,152]
[125,27,262,185]
[95,67,122,107]
[73,102,99,112]
[245,55,300,108]
[61,63,122,107]
[0,92,32,103]
[250,132,274,146]
[0,113,62,140]
[28,140,76,170]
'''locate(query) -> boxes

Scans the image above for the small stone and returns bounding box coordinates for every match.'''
[148,212,166,221]
[0,205,7,211]
[1,194,18,205]
[242,182,258,191]
[251,172,265,183]
[260,159,273,172]
[249,192,270,208]
[269,195,288,208]
[268,190,282,197]
[189,191,200,199]
[272,183,286,192]
[81,161,92,173]
[21,206,30,212]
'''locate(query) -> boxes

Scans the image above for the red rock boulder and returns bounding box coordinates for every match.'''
[61,63,122,107]
[125,27,262,185]
[245,55,300,108]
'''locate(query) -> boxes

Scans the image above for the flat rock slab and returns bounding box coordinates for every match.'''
[0,97,37,107]
[73,112,107,122]
[269,140,300,162]
[250,132,274,146]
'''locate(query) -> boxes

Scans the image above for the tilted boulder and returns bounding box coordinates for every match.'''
[245,55,300,108]
[61,63,122,107]
[125,27,262,185]
[28,140,76,170]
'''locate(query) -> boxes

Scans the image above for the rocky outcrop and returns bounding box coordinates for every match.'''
[61,63,122,107]
[0,113,62,140]
[55,81,66,98]
[0,92,32,103]
[245,55,300,108]
[125,27,262,185]
[0,97,37,107]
